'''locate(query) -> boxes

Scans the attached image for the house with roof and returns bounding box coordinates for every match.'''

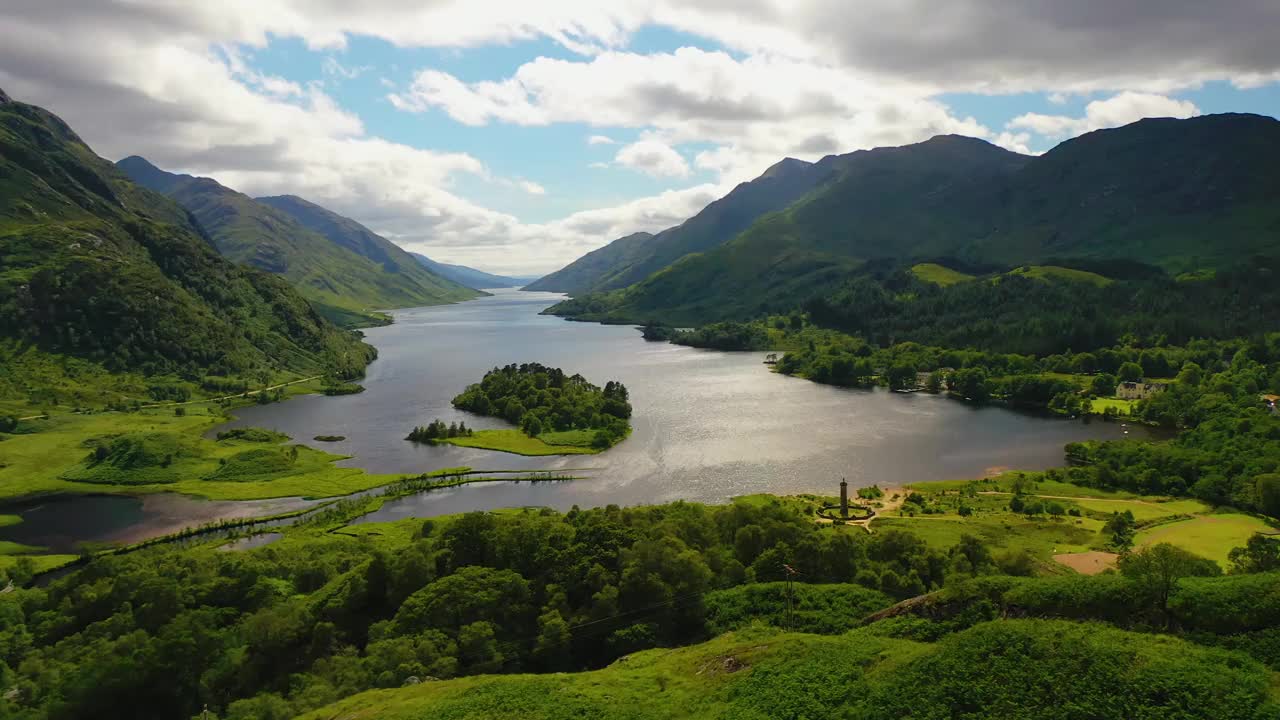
[1116,381,1167,400]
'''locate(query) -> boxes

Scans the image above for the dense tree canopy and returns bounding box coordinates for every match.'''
[451,363,632,445]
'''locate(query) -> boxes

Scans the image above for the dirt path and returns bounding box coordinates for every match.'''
[978,491,1164,506]
[139,375,323,408]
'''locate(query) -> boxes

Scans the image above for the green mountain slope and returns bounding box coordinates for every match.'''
[410,252,530,289]
[117,157,479,325]
[524,231,656,293]
[299,620,1276,720]
[0,88,372,387]
[527,156,845,295]
[556,114,1280,325]
[255,194,487,295]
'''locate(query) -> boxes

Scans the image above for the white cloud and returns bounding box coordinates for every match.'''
[322,56,371,80]
[1009,91,1200,140]
[518,180,547,195]
[614,139,689,177]
[992,131,1034,155]
[589,161,611,169]
[0,1,1275,275]
[587,134,616,144]
[389,47,990,184]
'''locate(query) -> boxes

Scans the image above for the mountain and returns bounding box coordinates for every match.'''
[524,231,656,293]
[551,115,1280,325]
[117,158,480,326]
[253,195,498,295]
[526,156,843,294]
[0,88,373,384]
[410,253,532,289]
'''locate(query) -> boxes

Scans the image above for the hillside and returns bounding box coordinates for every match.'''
[255,194,482,296]
[299,620,1275,719]
[0,88,373,391]
[527,156,845,295]
[410,252,530,289]
[117,158,479,325]
[524,231,656,293]
[551,114,1280,325]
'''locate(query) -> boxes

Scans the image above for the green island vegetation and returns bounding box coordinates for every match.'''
[313,435,346,443]
[321,377,365,395]
[412,363,633,455]
[406,419,475,442]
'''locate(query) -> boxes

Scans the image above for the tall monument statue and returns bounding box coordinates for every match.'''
[840,478,849,519]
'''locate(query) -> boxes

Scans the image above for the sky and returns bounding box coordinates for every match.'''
[2,2,1279,276]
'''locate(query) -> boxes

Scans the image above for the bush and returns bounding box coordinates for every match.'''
[705,583,893,635]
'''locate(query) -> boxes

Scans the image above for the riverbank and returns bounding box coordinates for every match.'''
[7,467,588,578]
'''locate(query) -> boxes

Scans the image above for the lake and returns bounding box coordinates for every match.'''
[216,288,1148,522]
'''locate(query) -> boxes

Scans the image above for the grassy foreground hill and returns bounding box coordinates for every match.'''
[298,620,1275,720]
[118,157,479,326]
[551,114,1280,325]
[0,88,373,402]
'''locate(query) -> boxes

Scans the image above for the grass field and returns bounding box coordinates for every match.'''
[1136,513,1277,564]
[1006,265,1113,287]
[908,475,1143,500]
[898,473,1276,568]
[0,552,79,575]
[0,407,407,502]
[877,515,1102,560]
[1089,397,1138,415]
[1070,497,1209,521]
[441,429,601,456]
[910,263,975,286]
[538,429,599,447]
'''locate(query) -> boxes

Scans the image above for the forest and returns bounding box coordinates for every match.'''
[451,363,632,447]
[799,260,1280,356]
[3,493,1279,720]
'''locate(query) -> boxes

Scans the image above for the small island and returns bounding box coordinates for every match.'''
[407,362,632,455]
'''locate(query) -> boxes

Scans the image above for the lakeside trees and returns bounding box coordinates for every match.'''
[406,420,473,443]
[4,497,1279,720]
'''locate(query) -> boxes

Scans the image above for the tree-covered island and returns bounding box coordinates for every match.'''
[407,363,632,455]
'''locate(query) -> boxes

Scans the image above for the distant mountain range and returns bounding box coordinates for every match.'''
[524,155,845,294]
[117,157,479,326]
[409,253,535,289]
[0,88,373,380]
[544,113,1280,325]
